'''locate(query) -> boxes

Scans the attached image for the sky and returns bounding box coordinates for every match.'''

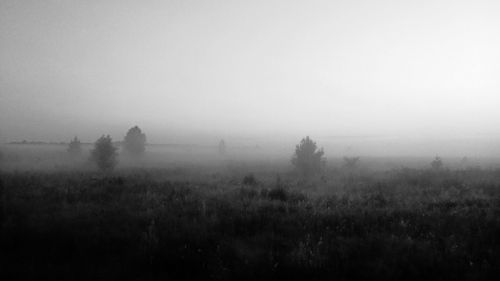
[1,0,500,156]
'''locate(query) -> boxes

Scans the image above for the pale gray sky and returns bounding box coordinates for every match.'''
[1,0,500,155]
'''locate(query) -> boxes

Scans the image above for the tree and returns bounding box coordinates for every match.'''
[123,126,146,156]
[91,135,118,171]
[460,156,469,170]
[67,136,82,156]
[431,156,443,170]
[218,139,226,155]
[291,136,326,178]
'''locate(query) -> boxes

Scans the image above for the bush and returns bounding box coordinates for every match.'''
[343,157,359,169]
[90,135,118,171]
[431,156,443,170]
[67,136,82,156]
[123,126,146,156]
[292,136,326,178]
[268,186,288,201]
[267,175,288,201]
[243,173,257,186]
[218,139,226,155]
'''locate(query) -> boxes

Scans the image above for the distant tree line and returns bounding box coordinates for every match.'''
[66,126,147,172]
[66,126,227,172]
[9,140,69,145]
[290,136,449,179]
[61,126,449,175]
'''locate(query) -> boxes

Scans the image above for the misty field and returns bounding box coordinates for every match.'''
[1,146,500,280]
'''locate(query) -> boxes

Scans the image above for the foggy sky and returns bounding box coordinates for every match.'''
[1,0,500,156]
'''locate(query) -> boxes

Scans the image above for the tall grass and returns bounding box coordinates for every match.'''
[0,168,499,280]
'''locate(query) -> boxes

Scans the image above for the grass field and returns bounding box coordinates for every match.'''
[1,145,500,280]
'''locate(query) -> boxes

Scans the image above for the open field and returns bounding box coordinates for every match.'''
[3,0,500,280]
[1,144,500,280]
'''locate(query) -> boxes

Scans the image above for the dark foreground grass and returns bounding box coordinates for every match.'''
[0,169,500,280]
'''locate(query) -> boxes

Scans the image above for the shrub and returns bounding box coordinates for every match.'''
[292,136,326,178]
[268,186,288,201]
[67,136,82,156]
[90,135,118,171]
[267,175,288,201]
[243,173,257,186]
[431,156,443,170]
[343,157,360,169]
[123,126,146,156]
[218,139,226,155]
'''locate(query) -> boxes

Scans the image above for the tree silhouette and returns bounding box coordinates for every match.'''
[431,156,443,170]
[91,135,118,171]
[292,136,326,178]
[460,156,469,170]
[123,126,146,156]
[67,136,82,156]
[218,139,226,155]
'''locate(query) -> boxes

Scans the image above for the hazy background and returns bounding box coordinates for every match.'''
[1,0,500,157]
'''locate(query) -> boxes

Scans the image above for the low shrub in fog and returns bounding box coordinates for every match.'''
[343,156,360,169]
[67,136,82,157]
[218,139,226,155]
[242,173,257,186]
[431,156,444,170]
[291,136,326,179]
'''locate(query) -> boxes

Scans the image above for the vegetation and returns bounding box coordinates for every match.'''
[123,126,146,156]
[343,156,360,169]
[291,136,325,178]
[0,167,499,280]
[431,156,444,170]
[1,140,500,280]
[218,139,226,155]
[67,136,82,156]
[90,135,118,171]
[242,173,257,186]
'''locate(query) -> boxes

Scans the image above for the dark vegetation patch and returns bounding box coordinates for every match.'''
[242,173,258,186]
[0,169,500,280]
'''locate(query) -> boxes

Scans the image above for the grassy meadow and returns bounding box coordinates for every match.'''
[1,144,500,280]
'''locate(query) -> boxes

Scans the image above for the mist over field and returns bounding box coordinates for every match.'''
[1,0,500,157]
[1,1,500,280]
